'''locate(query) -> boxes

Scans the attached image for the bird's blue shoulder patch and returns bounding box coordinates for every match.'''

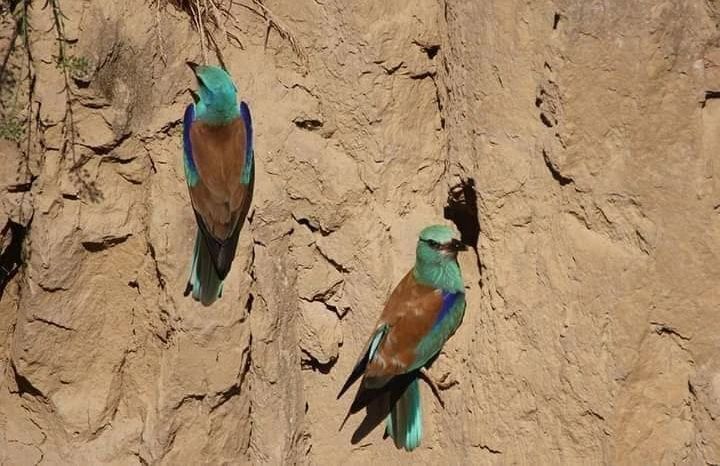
[239,101,253,185]
[183,104,199,187]
[433,291,461,330]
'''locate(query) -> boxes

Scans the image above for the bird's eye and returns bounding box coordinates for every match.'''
[425,239,439,248]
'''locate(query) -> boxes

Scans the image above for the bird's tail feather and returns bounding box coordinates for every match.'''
[185,231,223,306]
[386,377,422,451]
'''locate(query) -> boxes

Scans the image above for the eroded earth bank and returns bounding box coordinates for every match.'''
[1,0,719,464]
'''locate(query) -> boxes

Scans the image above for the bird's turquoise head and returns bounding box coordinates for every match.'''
[413,224,466,291]
[416,224,467,265]
[187,62,239,125]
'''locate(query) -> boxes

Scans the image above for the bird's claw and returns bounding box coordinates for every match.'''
[419,368,445,409]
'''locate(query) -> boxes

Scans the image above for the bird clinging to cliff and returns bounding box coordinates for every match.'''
[182,62,254,306]
[338,225,467,451]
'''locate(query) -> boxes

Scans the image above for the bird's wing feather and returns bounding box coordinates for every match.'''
[412,291,466,370]
[362,271,446,381]
[182,104,199,187]
[339,272,461,419]
[186,115,252,278]
[337,324,388,400]
[239,101,253,185]
[339,265,465,432]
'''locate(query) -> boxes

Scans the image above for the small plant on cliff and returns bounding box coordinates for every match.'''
[0,113,24,142]
[1,0,99,198]
[54,53,90,77]
[1,0,32,144]
[47,0,101,200]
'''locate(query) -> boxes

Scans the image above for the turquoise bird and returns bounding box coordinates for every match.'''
[182,62,254,306]
[338,225,467,451]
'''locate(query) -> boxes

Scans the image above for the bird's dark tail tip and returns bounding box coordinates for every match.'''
[185,231,223,306]
[387,378,422,451]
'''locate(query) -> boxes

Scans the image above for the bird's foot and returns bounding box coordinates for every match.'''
[419,368,445,409]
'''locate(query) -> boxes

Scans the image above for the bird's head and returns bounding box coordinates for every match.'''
[187,62,238,121]
[416,224,467,265]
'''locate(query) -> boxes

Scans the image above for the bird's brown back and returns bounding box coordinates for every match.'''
[365,271,444,379]
[188,118,249,239]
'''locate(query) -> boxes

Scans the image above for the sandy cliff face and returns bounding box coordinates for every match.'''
[0,0,719,464]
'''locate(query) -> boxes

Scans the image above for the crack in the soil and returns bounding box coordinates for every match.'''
[31,316,75,332]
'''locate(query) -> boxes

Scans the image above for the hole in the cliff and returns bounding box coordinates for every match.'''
[81,234,131,252]
[7,179,33,194]
[8,0,23,11]
[553,12,561,30]
[294,118,323,131]
[245,293,254,315]
[444,178,480,251]
[72,73,92,88]
[542,149,572,186]
[0,221,25,298]
[294,216,331,236]
[383,62,404,75]
[704,90,720,107]
[413,41,440,60]
[444,179,483,287]
[540,112,554,128]
[410,71,435,80]
[296,217,318,232]
[424,44,440,59]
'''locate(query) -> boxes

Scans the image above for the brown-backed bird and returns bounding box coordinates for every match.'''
[182,63,254,306]
[338,225,467,450]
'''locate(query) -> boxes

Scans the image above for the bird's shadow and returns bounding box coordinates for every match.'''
[342,372,417,445]
[350,395,391,445]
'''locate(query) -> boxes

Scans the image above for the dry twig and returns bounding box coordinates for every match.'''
[154,0,306,67]
[235,0,306,64]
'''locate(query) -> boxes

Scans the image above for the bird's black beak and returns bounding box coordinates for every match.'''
[186,61,200,74]
[186,61,201,102]
[187,88,200,103]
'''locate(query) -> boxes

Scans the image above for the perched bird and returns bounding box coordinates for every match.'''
[338,225,467,451]
[182,62,254,306]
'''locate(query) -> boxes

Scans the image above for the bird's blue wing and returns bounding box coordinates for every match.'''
[433,291,462,330]
[411,290,466,370]
[239,101,254,185]
[183,104,199,187]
